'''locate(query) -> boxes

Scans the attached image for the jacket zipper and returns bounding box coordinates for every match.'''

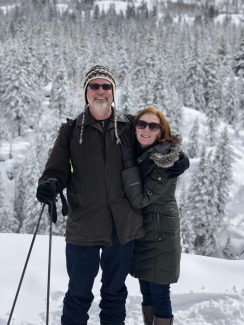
[157,213,162,241]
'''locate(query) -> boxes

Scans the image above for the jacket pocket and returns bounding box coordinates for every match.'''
[156,213,177,240]
[70,192,84,221]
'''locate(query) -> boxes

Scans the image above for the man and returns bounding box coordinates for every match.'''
[36,65,189,325]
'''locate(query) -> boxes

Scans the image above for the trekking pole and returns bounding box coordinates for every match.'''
[7,203,46,325]
[45,178,57,325]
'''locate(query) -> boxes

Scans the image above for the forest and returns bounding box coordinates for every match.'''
[0,0,244,259]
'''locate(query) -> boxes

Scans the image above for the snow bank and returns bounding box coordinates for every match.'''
[1,233,244,325]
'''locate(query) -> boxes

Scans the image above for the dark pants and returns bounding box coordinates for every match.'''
[61,228,134,325]
[139,279,172,318]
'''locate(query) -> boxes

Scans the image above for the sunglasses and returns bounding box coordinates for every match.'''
[136,120,161,132]
[88,83,112,91]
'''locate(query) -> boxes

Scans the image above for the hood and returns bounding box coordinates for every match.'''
[149,134,182,168]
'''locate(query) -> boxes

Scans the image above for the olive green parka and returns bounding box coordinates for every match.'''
[39,108,145,246]
[122,134,182,284]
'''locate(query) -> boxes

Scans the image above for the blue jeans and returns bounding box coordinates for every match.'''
[61,228,134,325]
[139,279,172,318]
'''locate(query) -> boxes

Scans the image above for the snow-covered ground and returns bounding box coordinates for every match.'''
[1,233,244,325]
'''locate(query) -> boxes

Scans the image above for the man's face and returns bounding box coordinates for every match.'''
[86,78,113,118]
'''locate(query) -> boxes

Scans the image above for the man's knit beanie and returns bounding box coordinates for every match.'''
[79,65,120,144]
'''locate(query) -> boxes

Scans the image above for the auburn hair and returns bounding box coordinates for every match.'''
[133,107,175,144]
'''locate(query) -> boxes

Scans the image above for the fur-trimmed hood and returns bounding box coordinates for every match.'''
[149,134,182,168]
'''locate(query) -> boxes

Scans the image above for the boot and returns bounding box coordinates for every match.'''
[142,305,155,325]
[154,315,174,325]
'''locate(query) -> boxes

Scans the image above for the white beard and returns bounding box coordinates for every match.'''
[89,99,112,118]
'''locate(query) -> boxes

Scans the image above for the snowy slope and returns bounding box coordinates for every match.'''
[1,233,244,325]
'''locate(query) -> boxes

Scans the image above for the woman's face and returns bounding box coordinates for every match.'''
[135,113,161,147]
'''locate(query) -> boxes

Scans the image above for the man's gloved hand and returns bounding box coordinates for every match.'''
[166,152,190,179]
[120,134,136,169]
[36,181,57,205]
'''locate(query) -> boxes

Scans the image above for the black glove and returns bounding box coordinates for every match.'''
[120,134,136,169]
[36,181,57,205]
[166,152,190,179]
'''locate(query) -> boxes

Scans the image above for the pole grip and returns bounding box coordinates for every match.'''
[47,178,57,223]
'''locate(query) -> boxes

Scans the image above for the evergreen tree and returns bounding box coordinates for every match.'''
[153,59,168,113]
[49,57,69,119]
[119,73,135,114]
[233,37,244,78]
[39,32,53,86]
[166,84,183,133]
[0,173,18,233]
[117,41,130,85]
[186,118,199,158]
[187,146,217,256]
[2,47,37,136]
[203,150,219,256]
[205,78,221,146]
[21,144,49,234]
[223,236,236,259]
[218,35,234,84]
[214,127,233,224]
[204,48,222,112]
[179,182,195,254]
[184,44,206,111]
[223,77,239,127]
[15,164,26,232]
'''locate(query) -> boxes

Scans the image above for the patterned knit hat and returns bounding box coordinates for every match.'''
[79,65,120,144]
[83,65,116,105]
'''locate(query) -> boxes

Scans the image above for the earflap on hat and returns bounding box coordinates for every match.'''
[79,65,120,144]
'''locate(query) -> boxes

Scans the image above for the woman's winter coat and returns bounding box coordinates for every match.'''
[122,135,182,284]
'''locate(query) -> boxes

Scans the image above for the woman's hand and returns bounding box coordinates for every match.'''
[120,135,136,169]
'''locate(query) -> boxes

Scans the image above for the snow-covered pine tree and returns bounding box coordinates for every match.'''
[179,182,195,254]
[223,77,239,128]
[214,127,233,224]
[223,235,236,259]
[39,32,53,86]
[233,37,244,78]
[201,150,219,256]
[2,47,37,136]
[204,48,222,113]
[186,118,199,158]
[142,30,158,107]
[49,57,69,119]
[166,84,183,133]
[21,143,50,234]
[218,35,234,84]
[184,43,206,111]
[119,73,135,114]
[187,146,217,256]
[0,173,18,233]
[205,77,221,146]
[153,57,168,113]
[15,163,26,232]
[117,40,130,85]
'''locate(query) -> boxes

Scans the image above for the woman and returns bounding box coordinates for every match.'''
[120,107,183,325]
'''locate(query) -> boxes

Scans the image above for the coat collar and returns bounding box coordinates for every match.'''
[76,107,132,126]
[150,134,182,168]
[137,134,182,169]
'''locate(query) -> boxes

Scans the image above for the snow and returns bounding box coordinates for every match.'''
[1,232,244,325]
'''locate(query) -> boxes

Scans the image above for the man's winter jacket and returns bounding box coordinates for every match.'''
[39,108,145,246]
[122,135,182,284]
